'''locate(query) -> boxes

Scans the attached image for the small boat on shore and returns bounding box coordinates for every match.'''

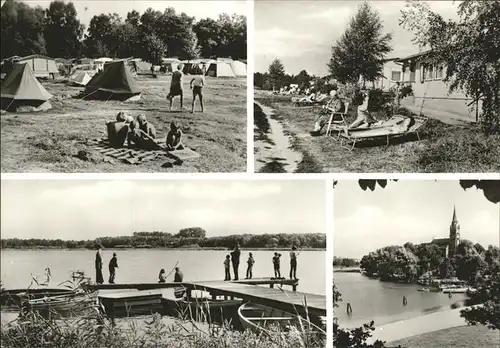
[22,290,99,318]
[237,302,325,336]
[1,288,76,307]
[418,287,430,292]
[163,297,243,324]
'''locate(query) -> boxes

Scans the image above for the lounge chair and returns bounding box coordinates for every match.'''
[325,102,350,139]
[339,115,428,151]
[293,94,328,107]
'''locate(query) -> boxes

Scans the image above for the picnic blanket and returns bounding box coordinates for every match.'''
[87,138,200,165]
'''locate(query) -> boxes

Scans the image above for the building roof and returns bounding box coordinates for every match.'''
[395,49,432,63]
[18,54,56,61]
[451,205,458,224]
[432,238,449,246]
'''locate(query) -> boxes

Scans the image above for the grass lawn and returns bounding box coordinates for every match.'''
[389,325,500,348]
[1,76,246,172]
[255,92,500,173]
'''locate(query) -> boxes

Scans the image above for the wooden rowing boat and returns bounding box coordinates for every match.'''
[237,302,325,336]
[1,288,75,307]
[99,291,164,318]
[162,297,242,323]
[22,290,99,319]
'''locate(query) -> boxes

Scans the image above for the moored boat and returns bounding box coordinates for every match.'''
[1,288,76,307]
[22,290,99,318]
[162,297,243,324]
[237,302,325,336]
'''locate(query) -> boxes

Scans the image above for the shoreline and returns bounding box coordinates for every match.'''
[0,247,326,252]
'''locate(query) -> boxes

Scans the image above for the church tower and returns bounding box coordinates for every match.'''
[448,205,460,257]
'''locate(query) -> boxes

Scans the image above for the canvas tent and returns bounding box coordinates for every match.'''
[206,61,235,77]
[1,63,53,111]
[230,60,247,77]
[162,58,181,73]
[17,55,58,78]
[84,60,141,100]
[69,71,92,86]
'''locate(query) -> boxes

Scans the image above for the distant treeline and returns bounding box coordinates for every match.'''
[1,229,326,250]
[333,257,359,267]
[1,0,246,62]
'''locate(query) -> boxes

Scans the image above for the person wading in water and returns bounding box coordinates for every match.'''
[347,303,353,315]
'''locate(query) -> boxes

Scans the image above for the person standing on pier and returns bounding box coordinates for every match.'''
[95,245,104,284]
[173,267,185,299]
[273,252,282,278]
[108,252,118,284]
[289,245,298,280]
[224,255,231,281]
[246,253,255,279]
[231,244,241,281]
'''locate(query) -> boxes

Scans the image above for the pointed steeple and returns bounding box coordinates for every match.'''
[452,205,458,224]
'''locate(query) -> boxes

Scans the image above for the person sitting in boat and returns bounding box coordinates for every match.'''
[166,121,185,151]
[273,252,282,279]
[246,253,255,279]
[158,269,166,283]
[224,255,231,281]
[108,253,118,284]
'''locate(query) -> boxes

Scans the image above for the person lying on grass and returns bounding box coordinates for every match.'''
[106,111,132,148]
[127,115,159,150]
[190,67,205,113]
[167,64,184,111]
[166,121,185,151]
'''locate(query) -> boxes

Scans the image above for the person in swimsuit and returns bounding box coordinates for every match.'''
[166,121,184,151]
[190,67,205,113]
[348,87,378,129]
[167,64,184,110]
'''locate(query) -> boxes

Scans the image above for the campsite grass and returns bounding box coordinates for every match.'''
[254,92,500,173]
[1,76,246,173]
[389,325,500,348]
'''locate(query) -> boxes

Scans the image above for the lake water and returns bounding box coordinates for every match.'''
[334,272,468,328]
[0,249,325,296]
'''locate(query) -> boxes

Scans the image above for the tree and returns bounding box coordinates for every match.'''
[1,0,47,58]
[268,58,285,90]
[44,1,84,58]
[176,227,206,239]
[460,262,500,330]
[328,2,392,84]
[400,0,500,134]
[139,32,167,65]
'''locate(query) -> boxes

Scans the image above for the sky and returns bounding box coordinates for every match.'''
[19,0,247,26]
[255,0,461,76]
[1,180,325,240]
[334,180,500,259]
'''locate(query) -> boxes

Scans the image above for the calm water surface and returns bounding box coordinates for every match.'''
[334,272,468,328]
[1,249,325,295]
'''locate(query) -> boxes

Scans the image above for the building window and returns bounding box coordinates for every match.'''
[436,65,444,80]
[420,64,426,83]
[425,65,434,81]
[391,70,402,82]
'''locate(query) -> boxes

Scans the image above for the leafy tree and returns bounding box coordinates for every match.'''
[44,1,84,58]
[460,262,500,329]
[1,0,47,58]
[328,2,392,84]
[176,227,207,239]
[400,0,500,134]
[268,58,286,90]
[140,32,168,65]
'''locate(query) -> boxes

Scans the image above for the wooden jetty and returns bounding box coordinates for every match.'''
[86,278,326,318]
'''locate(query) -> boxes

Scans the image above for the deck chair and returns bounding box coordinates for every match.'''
[325,102,350,139]
[339,115,428,151]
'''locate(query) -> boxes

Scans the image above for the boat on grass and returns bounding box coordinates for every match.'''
[237,302,325,336]
[1,287,76,307]
[22,290,99,319]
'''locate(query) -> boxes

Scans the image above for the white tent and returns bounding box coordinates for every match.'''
[206,61,235,77]
[230,61,247,77]
[69,71,92,86]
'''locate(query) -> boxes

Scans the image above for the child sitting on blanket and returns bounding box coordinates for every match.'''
[127,120,160,150]
[166,121,185,151]
[106,112,131,148]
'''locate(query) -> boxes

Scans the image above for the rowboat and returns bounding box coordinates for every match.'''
[1,288,75,307]
[162,297,242,324]
[442,287,470,294]
[99,291,164,318]
[22,290,99,319]
[237,302,325,336]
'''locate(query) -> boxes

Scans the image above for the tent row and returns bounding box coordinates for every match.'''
[162,58,247,77]
[1,60,141,111]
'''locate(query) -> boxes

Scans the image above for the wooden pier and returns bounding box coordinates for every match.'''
[85,277,326,318]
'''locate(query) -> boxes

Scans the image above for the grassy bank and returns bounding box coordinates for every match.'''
[0,309,325,348]
[1,76,246,173]
[389,325,499,348]
[254,94,500,173]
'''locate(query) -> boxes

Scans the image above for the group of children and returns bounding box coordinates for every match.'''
[223,246,298,281]
[106,111,185,151]
[166,64,206,114]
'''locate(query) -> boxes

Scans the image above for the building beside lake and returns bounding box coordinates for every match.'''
[429,206,461,258]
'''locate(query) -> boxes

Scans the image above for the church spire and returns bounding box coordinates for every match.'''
[452,205,458,224]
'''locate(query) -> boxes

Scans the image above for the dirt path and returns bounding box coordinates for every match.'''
[254,101,302,173]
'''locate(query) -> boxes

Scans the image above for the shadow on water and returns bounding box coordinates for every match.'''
[254,102,302,173]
